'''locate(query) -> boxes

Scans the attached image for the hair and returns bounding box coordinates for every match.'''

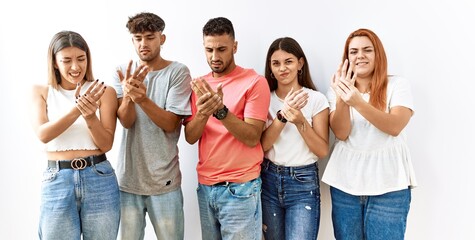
[47,30,94,89]
[264,37,316,91]
[343,28,388,111]
[202,17,235,39]
[126,12,165,34]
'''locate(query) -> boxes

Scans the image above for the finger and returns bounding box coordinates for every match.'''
[191,80,205,97]
[75,82,82,99]
[117,67,125,82]
[135,65,150,82]
[340,59,348,79]
[200,78,217,95]
[83,79,99,97]
[125,60,133,80]
[351,71,357,86]
[216,83,223,99]
[346,60,354,80]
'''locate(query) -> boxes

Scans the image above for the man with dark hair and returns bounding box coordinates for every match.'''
[112,12,191,240]
[184,16,270,239]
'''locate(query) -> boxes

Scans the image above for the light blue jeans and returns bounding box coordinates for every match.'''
[119,188,184,240]
[261,160,320,240]
[330,187,411,240]
[197,177,262,240]
[38,160,120,240]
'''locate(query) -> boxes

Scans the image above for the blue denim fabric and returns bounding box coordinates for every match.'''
[330,187,411,240]
[197,177,262,240]
[261,159,320,240]
[119,188,184,240]
[38,160,120,240]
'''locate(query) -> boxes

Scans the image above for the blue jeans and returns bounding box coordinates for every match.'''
[261,159,320,240]
[38,160,120,240]
[330,187,411,240]
[119,188,184,240]
[197,177,262,240]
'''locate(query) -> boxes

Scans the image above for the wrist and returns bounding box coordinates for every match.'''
[276,110,287,123]
[213,105,228,120]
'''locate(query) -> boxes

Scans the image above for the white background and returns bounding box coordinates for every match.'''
[1,0,474,239]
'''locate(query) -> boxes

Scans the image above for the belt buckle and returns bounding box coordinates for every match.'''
[71,158,87,170]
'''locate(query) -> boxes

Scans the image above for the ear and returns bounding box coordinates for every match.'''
[298,57,305,70]
[233,41,238,54]
[160,34,167,45]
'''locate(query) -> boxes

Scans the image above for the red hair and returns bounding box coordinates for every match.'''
[343,28,387,111]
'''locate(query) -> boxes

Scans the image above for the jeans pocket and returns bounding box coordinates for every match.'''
[92,160,115,176]
[293,170,317,183]
[42,168,58,183]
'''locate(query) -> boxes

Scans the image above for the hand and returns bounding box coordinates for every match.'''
[117,60,150,103]
[191,78,224,113]
[283,87,308,111]
[331,59,363,106]
[75,80,106,119]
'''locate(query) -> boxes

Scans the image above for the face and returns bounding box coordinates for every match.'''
[203,34,236,77]
[132,31,165,62]
[270,49,303,86]
[348,36,375,79]
[54,46,87,89]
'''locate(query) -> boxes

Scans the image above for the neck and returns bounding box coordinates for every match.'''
[275,83,302,99]
[141,56,169,72]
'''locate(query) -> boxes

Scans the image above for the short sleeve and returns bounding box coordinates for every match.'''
[388,76,415,114]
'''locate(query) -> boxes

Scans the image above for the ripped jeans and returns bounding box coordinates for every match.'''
[261,159,320,240]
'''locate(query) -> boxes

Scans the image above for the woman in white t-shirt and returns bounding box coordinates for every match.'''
[261,37,329,240]
[322,28,416,240]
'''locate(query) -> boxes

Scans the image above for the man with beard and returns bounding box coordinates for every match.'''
[184,17,270,240]
[112,12,192,240]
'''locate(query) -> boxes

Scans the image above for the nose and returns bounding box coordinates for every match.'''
[71,60,80,69]
[280,65,287,72]
[210,50,218,61]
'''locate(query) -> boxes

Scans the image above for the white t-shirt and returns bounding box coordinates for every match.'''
[264,87,329,166]
[322,76,417,196]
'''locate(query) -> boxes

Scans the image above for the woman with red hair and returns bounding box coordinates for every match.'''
[322,28,417,240]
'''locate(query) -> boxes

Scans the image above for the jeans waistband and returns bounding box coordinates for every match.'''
[262,158,317,174]
[48,153,107,170]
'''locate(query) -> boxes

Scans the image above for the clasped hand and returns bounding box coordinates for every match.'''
[75,80,107,119]
[190,78,224,118]
[331,59,363,106]
[280,88,308,124]
[117,60,150,103]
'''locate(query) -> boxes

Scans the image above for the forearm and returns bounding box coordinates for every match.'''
[138,98,181,132]
[354,103,411,136]
[330,99,352,140]
[261,120,285,152]
[299,121,329,158]
[36,107,81,143]
[117,97,136,128]
[184,114,209,144]
[85,116,115,152]
[221,113,263,147]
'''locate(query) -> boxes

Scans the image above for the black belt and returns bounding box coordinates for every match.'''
[48,154,107,170]
[213,181,231,186]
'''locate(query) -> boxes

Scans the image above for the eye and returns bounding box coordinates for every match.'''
[349,50,357,55]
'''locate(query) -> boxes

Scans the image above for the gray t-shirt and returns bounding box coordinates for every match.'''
[112,61,192,195]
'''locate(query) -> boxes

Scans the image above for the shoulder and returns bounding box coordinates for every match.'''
[387,75,411,90]
[305,87,327,101]
[31,84,49,97]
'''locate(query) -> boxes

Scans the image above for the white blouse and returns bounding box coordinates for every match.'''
[322,76,417,195]
[265,87,329,167]
[46,81,99,152]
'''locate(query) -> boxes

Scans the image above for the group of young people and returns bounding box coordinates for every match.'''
[31,11,417,240]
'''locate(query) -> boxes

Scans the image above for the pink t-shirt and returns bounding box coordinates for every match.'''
[185,66,270,185]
